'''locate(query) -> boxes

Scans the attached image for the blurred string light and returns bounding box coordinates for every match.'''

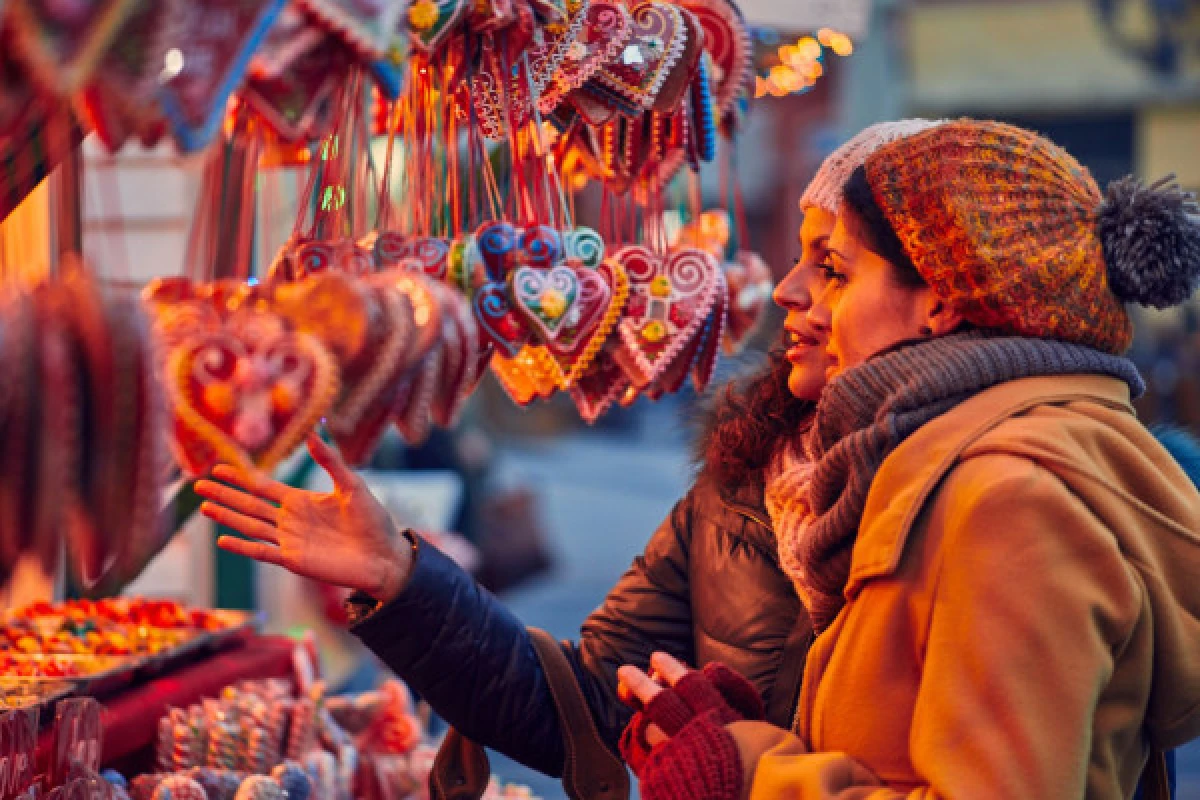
[755,28,853,99]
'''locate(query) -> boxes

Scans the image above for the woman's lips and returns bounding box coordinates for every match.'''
[784,329,821,362]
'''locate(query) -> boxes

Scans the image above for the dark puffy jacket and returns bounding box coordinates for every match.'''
[352,470,811,776]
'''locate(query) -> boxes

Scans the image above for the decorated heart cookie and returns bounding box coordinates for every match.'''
[679,0,750,118]
[166,316,339,476]
[242,36,347,142]
[157,0,287,152]
[556,257,627,384]
[375,234,451,280]
[490,345,563,406]
[538,0,631,114]
[407,0,467,54]
[567,344,628,423]
[591,2,687,112]
[612,245,721,389]
[6,0,139,96]
[295,0,408,62]
[562,226,605,268]
[473,281,530,357]
[511,262,611,357]
[722,250,771,355]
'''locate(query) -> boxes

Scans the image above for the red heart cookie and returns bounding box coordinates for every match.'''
[539,0,632,114]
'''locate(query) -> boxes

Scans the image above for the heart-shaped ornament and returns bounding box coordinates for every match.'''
[242,36,347,142]
[376,234,451,280]
[690,271,725,392]
[490,345,563,406]
[475,221,520,281]
[430,283,480,427]
[591,2,687,112]
[166,319,339,476]
[470,55,535,140]
[295,0,409,62]
[6,0,139,96]
[612,245,721,388]
[562,226,606,268]
[555,257,628,385]
[523,2,587,101]
[518,225,565,268]
[679,0,750,118]
[568,344,628,423]
[473,281,530,357]
[510,264,580,342]
[407,0,467,54]
[538,0,631,114]
[722,250,771,355]
[157,0,286,153]
[393,349,441,445]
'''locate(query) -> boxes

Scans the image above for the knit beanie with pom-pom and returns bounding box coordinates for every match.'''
[858,118,1200,354]
[798,119,945,214]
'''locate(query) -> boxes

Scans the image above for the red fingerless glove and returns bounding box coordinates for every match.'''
[619,663,764,774]
[639,710,744,800]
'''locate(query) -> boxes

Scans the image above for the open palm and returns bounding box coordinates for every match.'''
[195,434,411,603]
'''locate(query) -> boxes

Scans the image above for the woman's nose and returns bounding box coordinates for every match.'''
[806,286,833,332]
[773,263,812,311]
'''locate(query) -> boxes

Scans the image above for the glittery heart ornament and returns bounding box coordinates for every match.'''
[722,250,771,354]
[612,245,721,388]
[294,0,409,62]
[166,314,339,476]
[538,0,631,113]
[157,0,287,153]
[5,0,139,95]
[407,0,468,54]
[591,2,687,112]
[679,0,750,118]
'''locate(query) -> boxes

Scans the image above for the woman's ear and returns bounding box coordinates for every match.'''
[924,297,964,337]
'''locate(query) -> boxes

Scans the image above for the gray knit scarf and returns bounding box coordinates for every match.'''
[795,331,1145,632]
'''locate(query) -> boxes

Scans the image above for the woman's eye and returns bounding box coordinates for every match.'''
[819,262,848,284]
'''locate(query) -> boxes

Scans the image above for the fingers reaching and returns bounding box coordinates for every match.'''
[201,502,281,545]
[618,665,664,709]
[649,652,690,688]
[211,465,290,504]
[306,433,357,490]
[195,480,279,525]
[216,535,286,567]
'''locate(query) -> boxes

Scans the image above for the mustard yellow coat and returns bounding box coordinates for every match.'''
[728,375,1200,799]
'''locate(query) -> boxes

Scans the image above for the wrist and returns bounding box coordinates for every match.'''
[371,529,417,604]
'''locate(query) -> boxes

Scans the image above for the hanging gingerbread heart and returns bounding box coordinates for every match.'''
[376,234,452,280]
[6,0,139,96]
[271,271,372,379]
[518,224,565,268]
[242,37,348,142]
[568,344,628,423]
[678,0,750,118]
[470,53,535,140]
[722,250,771,355]
[407,0,468,54]
[562,226,606,268]
[690,271,725,392]
[475,221,520,281]
[0,291,38,574]
[510,262,611,359]
[538,0,631,114]
[393,349,440,444]
[554,256,627,385]
[430,283,480,427]
[79,0,180,153]
[591,2,688,112]
[490,345,563,406]
[473,281,531,357]
[166,315,340,476]
[157,0,287,152]
[328,287,417,465]
[524,2,587,100]
[295,0,409,63]
[612,245,721,389]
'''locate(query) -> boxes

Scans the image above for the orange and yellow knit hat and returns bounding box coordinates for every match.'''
[860,119,1200,354]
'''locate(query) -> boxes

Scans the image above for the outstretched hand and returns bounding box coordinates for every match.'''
[195,434,413,604]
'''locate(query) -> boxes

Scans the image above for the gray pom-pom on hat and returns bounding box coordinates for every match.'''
[1099,174,1200,309]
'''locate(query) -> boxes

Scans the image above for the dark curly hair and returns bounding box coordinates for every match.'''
[695,351,816,489]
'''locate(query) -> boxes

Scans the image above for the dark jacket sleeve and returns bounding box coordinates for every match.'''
[350,485,702,777]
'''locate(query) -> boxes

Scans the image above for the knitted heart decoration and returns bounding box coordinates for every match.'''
[592,2,687,112]
[613,245,721,388]
[166,321,339,476]
[538,0,631,114]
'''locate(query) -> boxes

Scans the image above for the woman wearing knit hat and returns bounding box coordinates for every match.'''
[617,119,1200,799]
[194,121,940,781]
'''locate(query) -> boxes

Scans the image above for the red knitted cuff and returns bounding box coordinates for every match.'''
[700,663,765,722]
[639,710,743,800]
